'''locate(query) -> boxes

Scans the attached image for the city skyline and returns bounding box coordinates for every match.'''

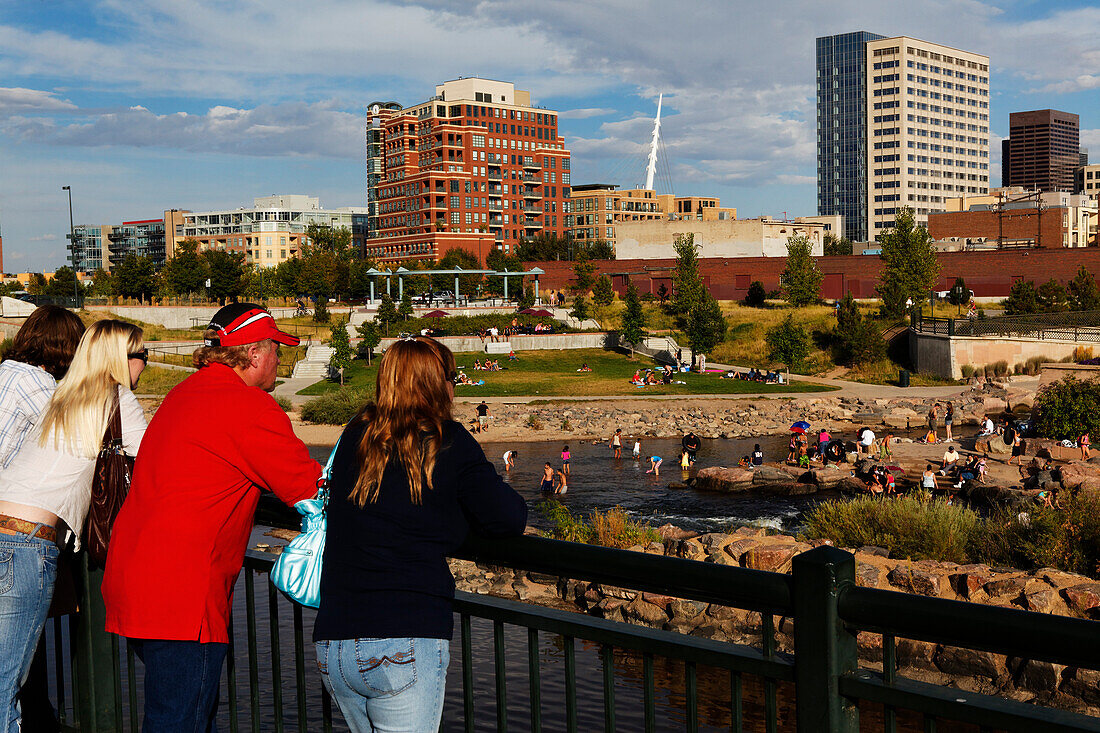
[1,0,1099,271]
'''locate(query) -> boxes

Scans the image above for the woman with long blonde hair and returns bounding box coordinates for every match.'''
[314,337,527,732]
[0,319,148,730]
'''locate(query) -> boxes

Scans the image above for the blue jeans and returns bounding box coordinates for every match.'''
[131,639,228,733]
[0,531,58,733]
[315,638,449,733]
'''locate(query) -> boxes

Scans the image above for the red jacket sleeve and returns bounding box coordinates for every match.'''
[234,391,322,505]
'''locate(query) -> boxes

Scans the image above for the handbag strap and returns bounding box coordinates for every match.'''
[101,389,123,450]
[316,431,344,508]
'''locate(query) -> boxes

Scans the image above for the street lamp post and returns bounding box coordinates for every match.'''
[62,186,78,302]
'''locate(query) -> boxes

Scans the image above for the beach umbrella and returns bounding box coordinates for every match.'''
[531,308,554,317]
[424,310,449,318]
[791,420,811,431]
[518,307,539,315]
[789,426,807,434]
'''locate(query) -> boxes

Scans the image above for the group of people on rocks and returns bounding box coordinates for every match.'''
[0,306,526,732]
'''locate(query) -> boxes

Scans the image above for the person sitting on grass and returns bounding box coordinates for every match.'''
[454,372,474,385]
[577,363,592,372]
[509,351,518,361]
[631,370,644,385]
[473,358,483,371]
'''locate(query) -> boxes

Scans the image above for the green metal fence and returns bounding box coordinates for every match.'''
[45,535,1100,732]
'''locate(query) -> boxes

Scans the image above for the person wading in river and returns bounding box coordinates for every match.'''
[102,304,321,732]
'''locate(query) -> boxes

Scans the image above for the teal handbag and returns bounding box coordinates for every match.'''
[271,436,342,608]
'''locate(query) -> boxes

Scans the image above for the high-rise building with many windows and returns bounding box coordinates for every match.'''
[1001,109,1080,192]
[817,31,885,243]
[817,33,990,241]
[364,78,571,266]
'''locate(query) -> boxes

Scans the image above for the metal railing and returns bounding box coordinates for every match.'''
[43,535,1100,732]
[913,309,1100,341]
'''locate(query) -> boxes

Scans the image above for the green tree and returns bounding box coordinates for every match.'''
[438,247,481,295]
[517,285,536,310]
[398,290,413,320]
[586,239,616,260]
[656,283,670,304]
[619,281,647,357]
[162,240,209,296]
[484,248,523,296]
[1068,266,1100,311]
[570,295,590,323]
[202,249,245,304]
[744,281,767,308]
[1034,377,1100,441]
[572,255,596,293]
[515,232,572,261]
[780,235,823,306]
[25,273,47,296]
[823,232,854,256]
[766,314,810,370]
[87,268,115,298]
[328,318,353,384]
[375,293,399,335]
[44,266,80,298]
[305,222,354,256]
[686,294,726,361]
[1038,279,1069,313]
[273,258,304,298]
[356,320,381,364]
[1004,279,1040,315]
[671,233,704,326]
[833,294,885,366]
[313,298,331,323]
[113,254,157,300]
[591,274,614,306]
[876,207,940,318]
[947,276,971,306]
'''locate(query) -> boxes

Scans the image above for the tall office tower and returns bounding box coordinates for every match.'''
[363,78,571,266]
[1081,147,1089,167]
[817,31,885,243]
[1001,109,1080,192]
[817,33,990,241]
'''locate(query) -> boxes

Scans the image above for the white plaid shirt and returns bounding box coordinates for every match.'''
[0,360,56,469]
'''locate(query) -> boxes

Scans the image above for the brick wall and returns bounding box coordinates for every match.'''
[927,208,1066,247]
[532,248,1100,300]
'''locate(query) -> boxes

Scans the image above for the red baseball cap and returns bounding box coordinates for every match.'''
[204,303,300,347]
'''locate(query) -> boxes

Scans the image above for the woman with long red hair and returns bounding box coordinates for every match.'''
[314,337,526,732]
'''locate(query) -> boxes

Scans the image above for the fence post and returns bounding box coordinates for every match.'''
[793,546,859,733]
[73,554,121,731]
[948,319,955,337]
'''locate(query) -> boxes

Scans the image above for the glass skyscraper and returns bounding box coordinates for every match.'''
[816,31,884,243]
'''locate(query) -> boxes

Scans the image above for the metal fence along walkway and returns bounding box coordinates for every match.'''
[43,535,1100,732]
[912,309,1100,342]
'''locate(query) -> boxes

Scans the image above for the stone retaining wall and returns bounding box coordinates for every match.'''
[450,528,1100,714]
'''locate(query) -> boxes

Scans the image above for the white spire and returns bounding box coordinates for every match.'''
[644,93,662,191]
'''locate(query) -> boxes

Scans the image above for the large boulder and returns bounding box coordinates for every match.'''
[975,434,1012,455]
[1057,462,1100,492]
[693,467,754,493]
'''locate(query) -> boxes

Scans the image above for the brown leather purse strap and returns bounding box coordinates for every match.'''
[102,388,123,449]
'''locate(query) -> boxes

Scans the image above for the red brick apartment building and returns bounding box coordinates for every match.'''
[365,78,571,266]
[532,249,1100,301]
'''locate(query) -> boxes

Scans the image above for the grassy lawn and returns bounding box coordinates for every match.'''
[297,348,836,397]
[134,366,190,395]
[79,310,202,341]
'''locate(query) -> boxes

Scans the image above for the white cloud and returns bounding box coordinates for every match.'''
[3,101,362,158]
[1082,129,1100,153]
[0,87,76,114]
[560,108,617,119]
[27,234,58,242]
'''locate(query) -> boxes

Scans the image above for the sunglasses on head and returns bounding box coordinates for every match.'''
[128,348,149,364]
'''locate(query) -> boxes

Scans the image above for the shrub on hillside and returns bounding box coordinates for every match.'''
[960,364,976,379]
[973,491,1100,578]
[300,388,367,425]
[744,281,767,308]
[802,494,979,563]
[274,395,293,412]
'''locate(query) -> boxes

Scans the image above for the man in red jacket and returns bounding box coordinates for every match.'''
[103,303,322,731]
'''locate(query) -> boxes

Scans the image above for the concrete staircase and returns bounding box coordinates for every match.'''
[291,345,334,380]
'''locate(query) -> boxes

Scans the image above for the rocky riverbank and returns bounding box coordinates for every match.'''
[448,526,1100,715]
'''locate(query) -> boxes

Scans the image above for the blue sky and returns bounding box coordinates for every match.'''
[1,0,1099,271]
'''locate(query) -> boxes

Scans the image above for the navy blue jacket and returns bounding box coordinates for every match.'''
[314,419,527,641]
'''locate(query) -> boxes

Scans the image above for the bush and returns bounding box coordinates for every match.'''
[973,491,1100,577]
[525,413,543,430]
[802,494,979,563]
[313,299,330,323]
[539,501,662,549]
[744,281,767,308]
[1033,376,1100,440]
[1073,346,1094,362]
[960,364,976,379]
[300,388,366,425]
[992,360,1009,378]
[765,314,810,370]
[274,395,293,412]
[1013,362,1026,376]
[833,294,885,366]
[0,338,11,360]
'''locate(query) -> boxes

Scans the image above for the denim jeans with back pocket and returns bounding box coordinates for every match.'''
[315,637,449,733]
[0,533,59,733]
